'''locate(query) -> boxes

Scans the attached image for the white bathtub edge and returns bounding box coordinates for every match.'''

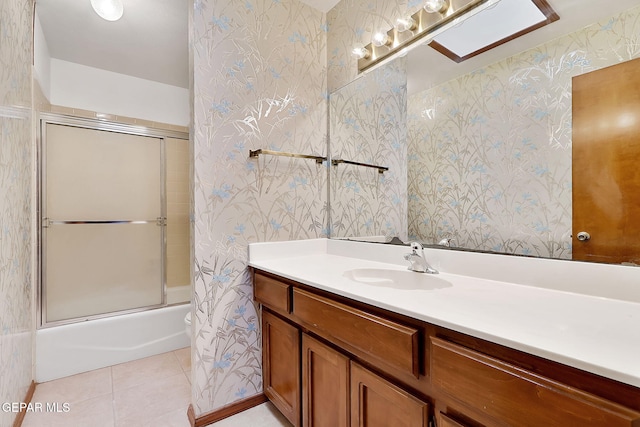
[36,304,190,383]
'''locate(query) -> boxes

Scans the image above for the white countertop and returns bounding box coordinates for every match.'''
[249,239,640,388]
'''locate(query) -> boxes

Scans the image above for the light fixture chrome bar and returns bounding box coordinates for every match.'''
[331,159,389,174]
[249,149,327,164]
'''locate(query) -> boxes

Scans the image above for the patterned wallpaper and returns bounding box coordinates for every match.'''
[0,0,34,424]
[330,58,408,241]
[191,0,327,416]
[407,4,640,258]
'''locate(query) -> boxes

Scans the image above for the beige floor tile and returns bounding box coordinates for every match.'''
[22,394,115,427]
[114,373,190,426]
[32,367,112,405]
[112,351,184,392]
[174,347,191,372]
[136,407,192,427]
[208,402,292,427]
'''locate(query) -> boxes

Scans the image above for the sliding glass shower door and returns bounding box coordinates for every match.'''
[42,123,165,324]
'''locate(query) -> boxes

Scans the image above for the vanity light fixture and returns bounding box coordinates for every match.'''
[423,0,449,14]
[352,44,371,59]
[395,16,417,33]
[355,0,559,73]
[90,0,124,21]
[372,31,392,47]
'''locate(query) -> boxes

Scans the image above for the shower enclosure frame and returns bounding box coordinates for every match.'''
[36,113,189,329]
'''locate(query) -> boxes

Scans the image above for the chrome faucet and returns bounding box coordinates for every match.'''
[404,242,438,274]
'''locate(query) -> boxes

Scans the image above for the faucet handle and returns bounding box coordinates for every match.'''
[410,242,423,253]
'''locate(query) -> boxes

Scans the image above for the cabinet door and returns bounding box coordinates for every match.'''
[302,334,349,427]
[437,412,469,427]
[350,362,429,427]
[263,310,301,426]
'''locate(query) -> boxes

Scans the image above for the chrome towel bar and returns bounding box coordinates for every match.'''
[249,149,326,164]
[331,159,388,174]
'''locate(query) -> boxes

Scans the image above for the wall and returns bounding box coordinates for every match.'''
[330,58,408,241]
[0,0,34,425]
[407,4,640,258]
[33,12,51,101]
[49,59,190,127]
[191,0,327,416]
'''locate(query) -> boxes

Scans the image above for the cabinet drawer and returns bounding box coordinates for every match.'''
[431,337,640,427]
[255,272,291,313]
[293,288,420,377]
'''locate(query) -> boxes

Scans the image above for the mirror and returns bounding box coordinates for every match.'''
[329,1,640,263]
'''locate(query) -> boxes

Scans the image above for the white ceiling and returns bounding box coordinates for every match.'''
[36,0,639,92]
[36,0,189,88]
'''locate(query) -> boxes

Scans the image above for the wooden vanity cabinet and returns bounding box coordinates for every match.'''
[302,334,349,427]
[253,269,640,427]
[351,362,430,427]
[262,310,300,426]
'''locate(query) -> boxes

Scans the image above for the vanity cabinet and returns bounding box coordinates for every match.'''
[302,334,349,427]
[351,361,429,427]
[253,269,640,427]
[262,310,300,426]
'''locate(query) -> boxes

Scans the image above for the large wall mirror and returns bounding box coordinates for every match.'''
[329,0,640,265]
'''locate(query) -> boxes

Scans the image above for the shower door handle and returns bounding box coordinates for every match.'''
[43,219,162,226]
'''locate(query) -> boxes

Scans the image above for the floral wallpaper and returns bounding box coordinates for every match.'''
[407,5,640,258]
[0,0,34,425]
[191,0,327,416]
[330,58,408,241]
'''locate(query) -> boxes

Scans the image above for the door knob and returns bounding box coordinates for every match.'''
[576,231,591,241]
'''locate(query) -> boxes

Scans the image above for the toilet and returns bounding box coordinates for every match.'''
[184,312,191,340]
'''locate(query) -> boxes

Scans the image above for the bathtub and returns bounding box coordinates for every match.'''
[35,304,190,382]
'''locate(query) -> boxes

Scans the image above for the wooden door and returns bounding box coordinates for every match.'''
[302,334,349,427]
[350,362,429,427]
[263,310,301,426]
[572,57,640,264]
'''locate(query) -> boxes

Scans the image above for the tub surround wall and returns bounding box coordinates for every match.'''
[408,5,640,258]
[0,0,34,425]
[191,0,327,416]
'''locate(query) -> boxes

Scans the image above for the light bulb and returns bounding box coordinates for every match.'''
[423,0,448,14]
[395,17,417,32]
[372,32,391,47]
[352,45,370,59]
[91,0,124,21]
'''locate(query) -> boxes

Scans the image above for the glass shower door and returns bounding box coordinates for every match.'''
[43,123,164,324]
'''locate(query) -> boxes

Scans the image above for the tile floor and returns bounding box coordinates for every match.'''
[22,348,291,427]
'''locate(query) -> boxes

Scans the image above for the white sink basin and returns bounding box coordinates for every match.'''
[343,268,452,290]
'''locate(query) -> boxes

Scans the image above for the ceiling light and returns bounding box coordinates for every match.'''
[352,45,371,59]
[395,17,417,33]
[91,0,124,21]
[372,32,392,47]
[424,0,449,14]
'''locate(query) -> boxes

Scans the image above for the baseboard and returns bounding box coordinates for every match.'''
[187,393,268,427]
[12,381,36,427]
